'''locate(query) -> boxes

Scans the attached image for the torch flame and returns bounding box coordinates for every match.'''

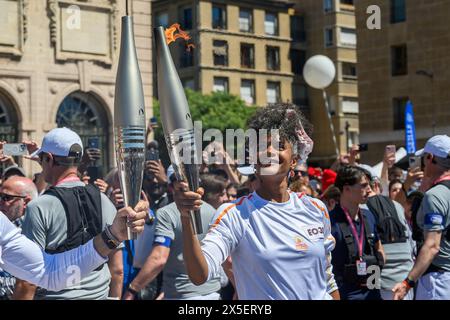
[165,23,195,50]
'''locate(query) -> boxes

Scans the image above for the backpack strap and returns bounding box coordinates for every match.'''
[338,222,357,263]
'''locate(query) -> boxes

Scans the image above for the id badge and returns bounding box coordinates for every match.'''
[356,260,367,276]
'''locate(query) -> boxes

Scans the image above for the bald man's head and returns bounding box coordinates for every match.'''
[2,176,38,199]
[0,176,38,222]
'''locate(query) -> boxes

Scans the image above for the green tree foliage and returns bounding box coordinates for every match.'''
[152,89,257,166]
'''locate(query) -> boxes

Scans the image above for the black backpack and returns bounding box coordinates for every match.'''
[44,184,103,254]
[366,195,407,244]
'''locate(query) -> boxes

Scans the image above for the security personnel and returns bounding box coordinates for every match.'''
[331,166,385,300]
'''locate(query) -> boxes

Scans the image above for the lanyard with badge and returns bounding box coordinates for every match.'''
[342,207,367,276]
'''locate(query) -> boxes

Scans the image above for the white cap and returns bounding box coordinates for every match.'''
[415,135,450,158]
[358,163,380,180]
[237,165,255,176]
[31,127,83,158]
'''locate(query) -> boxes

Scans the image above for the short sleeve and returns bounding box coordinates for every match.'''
[154,207,176,241]
[100,194,118,226]
[201,203,245,281]
[21,203,48,249]
[420,193,447,232]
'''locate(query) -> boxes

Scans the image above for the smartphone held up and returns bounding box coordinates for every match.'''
[2,143,28,156]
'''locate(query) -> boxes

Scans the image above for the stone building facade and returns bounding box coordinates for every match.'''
[0,0,153,175]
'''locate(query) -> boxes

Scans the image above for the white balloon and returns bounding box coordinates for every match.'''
[303,55,336,89]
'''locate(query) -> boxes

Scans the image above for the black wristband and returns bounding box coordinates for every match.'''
[101,227,120,250]
[127,283,139,296]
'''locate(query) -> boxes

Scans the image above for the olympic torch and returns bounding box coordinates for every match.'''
[154,26,202,234]
[114,14,146,240]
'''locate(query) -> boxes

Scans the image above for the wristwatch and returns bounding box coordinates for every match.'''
[127,283,139,296]
[101,225,121,250]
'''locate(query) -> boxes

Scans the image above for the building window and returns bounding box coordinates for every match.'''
[348,131,359,149]
[181,7,193,30]
[324,27,334,47]
[393,97,408,130]
[213,40,228,66]
[265,12,278,36]
[266,82,280,104]
[182,78,195,90]
[0,92,18,151]
[213,77,229,93]
[324,0,334,12]
[340,0,354,4]
[56,92,110,169]
[391,44,408,76]
[179,44,194,68]
[156,12,169,28]
[391,0,406,23]
[342,62,357,80]
[342,97,359,114]
[212,4,227,29]
[266,46,280,71]
[239,9,253,33]
[290,15,306,42]
[290,49,306,75]
[340,28,356,47]
[292,84,309,106]
[241,80,255,105]
[241,43,254,69]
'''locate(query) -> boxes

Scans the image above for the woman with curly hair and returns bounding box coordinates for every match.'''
[173,103,339,300]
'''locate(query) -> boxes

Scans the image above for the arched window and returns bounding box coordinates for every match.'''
[0,91,19,175]
[0,92,19,143]
[56,92,110,171]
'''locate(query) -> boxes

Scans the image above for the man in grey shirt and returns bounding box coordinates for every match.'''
[123,174,225,300]
[393,135,450,300]
[15,128,123,300]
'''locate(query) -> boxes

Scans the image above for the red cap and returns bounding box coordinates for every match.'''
[322,169,337,191]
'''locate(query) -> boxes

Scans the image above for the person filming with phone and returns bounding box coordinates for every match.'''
[143,141,170,212]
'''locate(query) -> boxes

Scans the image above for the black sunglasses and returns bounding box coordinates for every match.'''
[0,192,26,202]
[294,170,309,177]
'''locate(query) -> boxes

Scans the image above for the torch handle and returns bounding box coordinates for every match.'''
[189,209,203,235]
[127,225,137,240]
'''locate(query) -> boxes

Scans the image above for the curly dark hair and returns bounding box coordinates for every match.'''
[247,103,313,156]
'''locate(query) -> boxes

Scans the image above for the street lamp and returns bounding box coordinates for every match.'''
[345,121,351,153]
[415,69,435,135]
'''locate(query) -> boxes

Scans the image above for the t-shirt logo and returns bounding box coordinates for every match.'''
[302,224,324,241]
[294,236,308,251]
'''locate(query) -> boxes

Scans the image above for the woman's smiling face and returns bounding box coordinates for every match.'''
[255,134,296,179]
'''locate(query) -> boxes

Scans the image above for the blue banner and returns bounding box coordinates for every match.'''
[405,100,417,154]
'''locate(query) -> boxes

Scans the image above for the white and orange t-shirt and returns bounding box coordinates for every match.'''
[201,191,337,300]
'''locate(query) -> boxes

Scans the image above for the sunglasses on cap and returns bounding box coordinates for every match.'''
[0,192,26,202]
